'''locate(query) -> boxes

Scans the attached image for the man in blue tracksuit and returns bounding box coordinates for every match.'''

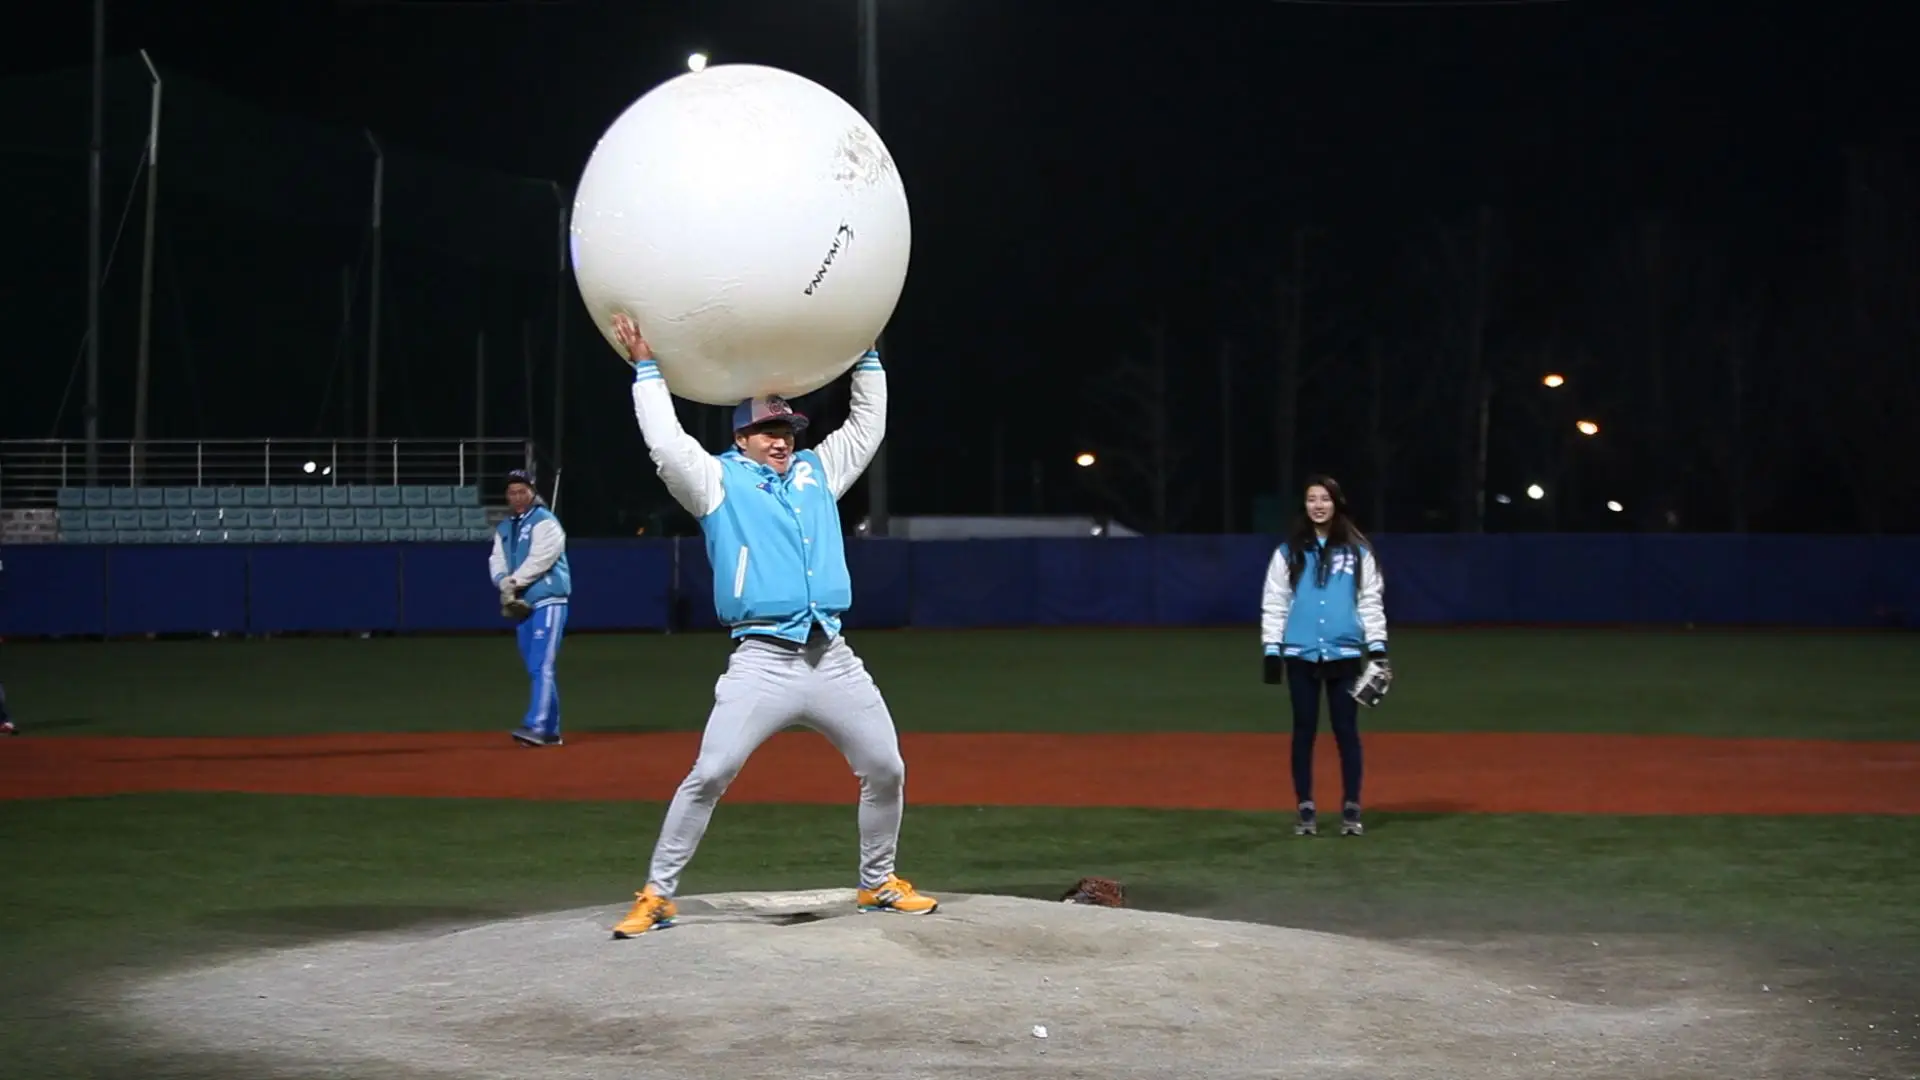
[1260,474,1391,837]
[604,310,937,939]
[489,468,571,747]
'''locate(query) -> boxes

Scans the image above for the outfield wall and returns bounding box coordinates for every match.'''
[0,534,1915,638]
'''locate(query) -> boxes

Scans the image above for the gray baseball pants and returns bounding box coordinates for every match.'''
[646,632,907,896]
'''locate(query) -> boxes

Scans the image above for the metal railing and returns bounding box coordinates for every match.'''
[0,438,535,508]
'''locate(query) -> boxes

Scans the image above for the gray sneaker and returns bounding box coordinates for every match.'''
[1294,801,1318,836]
[1340,801,1364,836]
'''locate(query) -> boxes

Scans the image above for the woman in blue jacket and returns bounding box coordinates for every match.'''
[1259,475,1389,836]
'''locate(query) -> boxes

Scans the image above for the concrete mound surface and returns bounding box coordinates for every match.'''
[123,892,1801,1080]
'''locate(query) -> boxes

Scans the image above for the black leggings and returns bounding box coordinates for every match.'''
[1285,659,1363,806]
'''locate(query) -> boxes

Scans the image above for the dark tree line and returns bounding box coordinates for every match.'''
[1076,137,1920,537]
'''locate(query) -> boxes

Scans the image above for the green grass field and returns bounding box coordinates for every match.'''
[3,627,1919,1078]
[9,626,1920,738]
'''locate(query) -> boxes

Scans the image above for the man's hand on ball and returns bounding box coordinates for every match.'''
[610,313,652,363]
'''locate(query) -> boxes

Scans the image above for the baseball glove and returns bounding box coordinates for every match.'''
[1059,877,1127,907]
[1350,658,1392,707]
[500,583,532,621]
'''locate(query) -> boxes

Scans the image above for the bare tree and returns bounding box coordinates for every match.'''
[1807,141,1920,531]
[1080,313,1199,532]
[1402,206,1500,530]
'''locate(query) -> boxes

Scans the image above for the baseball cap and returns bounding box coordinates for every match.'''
[732,395,809,435]
[504,468,536,489]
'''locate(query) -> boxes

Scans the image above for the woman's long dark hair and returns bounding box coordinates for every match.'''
[1284,474,1378,598]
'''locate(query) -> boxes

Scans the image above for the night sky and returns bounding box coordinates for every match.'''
[3,1,1915,536]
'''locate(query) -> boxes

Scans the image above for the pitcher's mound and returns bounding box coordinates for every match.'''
[124,892,1777,1079]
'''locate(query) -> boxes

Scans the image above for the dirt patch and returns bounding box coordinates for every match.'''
[117,892,1873,1080]
[6,732,1918,813]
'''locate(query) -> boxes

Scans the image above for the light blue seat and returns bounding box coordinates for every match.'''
[374,486,401,507]
[426,485,453,507]
[354,508,381,528]
[327,508,354,528]
[414,528,443,542]
[301,508,329,527]
[195,528,226,544]
[57,487,84,509]
[307,528,335,543]
[242,486,270,507]
[169,529,198,544]
[84,488,112,508]
[360,527,388,542]
[165,508,195,528]
[275,528,307,543]
[349,486,376,507]
[400,486,428,507]
[407,507,435,528]
[271,507,301,526]
[189,487,217,508]
[432,507,463,529]
[108,487,136,508]
[334,528,362,543]
[136,487,164,508]
[246,509,275,529]
[453,485,479,506]
[140,509,167,530]
[216,486,244,506]
[387,527,415,542]
[113,509,141,530]
[268,486,296,508]
[380,507,407,528]
[114,529,142,543]
[84,509,113,530]
[193,508,225,529]
[296,486,324,507]
[462,506,489,528]
[58,509,86,532]
[323,487,350,507]
[162,486,191,508]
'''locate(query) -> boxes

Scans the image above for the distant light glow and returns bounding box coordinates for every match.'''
[302,460,317,474]
[1607,500,1624,513]
[1526,484,1546,501]
[687,52,709,72]
[1576,419,1600,436]
[1075,452,1097,468]
[1543,373,1566,388]
[1494,493,1513,505]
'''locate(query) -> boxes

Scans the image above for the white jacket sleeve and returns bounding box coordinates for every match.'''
[814,352,887,501]
[505,517,565,589]
[1356,547,1389,651]
[488,530,508,587]
[1259,544,1294,650]
[630,358,726,519]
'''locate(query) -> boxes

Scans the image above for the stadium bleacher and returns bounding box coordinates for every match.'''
[51,484,493,544]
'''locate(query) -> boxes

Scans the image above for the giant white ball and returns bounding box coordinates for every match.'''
[569,63,911,406]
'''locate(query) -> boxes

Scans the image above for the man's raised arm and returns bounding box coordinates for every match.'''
[617,314,725,519]
[814,348,887,501]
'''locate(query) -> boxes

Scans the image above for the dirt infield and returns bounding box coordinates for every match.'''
[5,732,1918,813]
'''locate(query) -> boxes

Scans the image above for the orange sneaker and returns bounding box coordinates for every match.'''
[610,884,678,939]
[856,874,939,915]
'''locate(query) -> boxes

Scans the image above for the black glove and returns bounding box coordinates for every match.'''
[1263,651,1285,685]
